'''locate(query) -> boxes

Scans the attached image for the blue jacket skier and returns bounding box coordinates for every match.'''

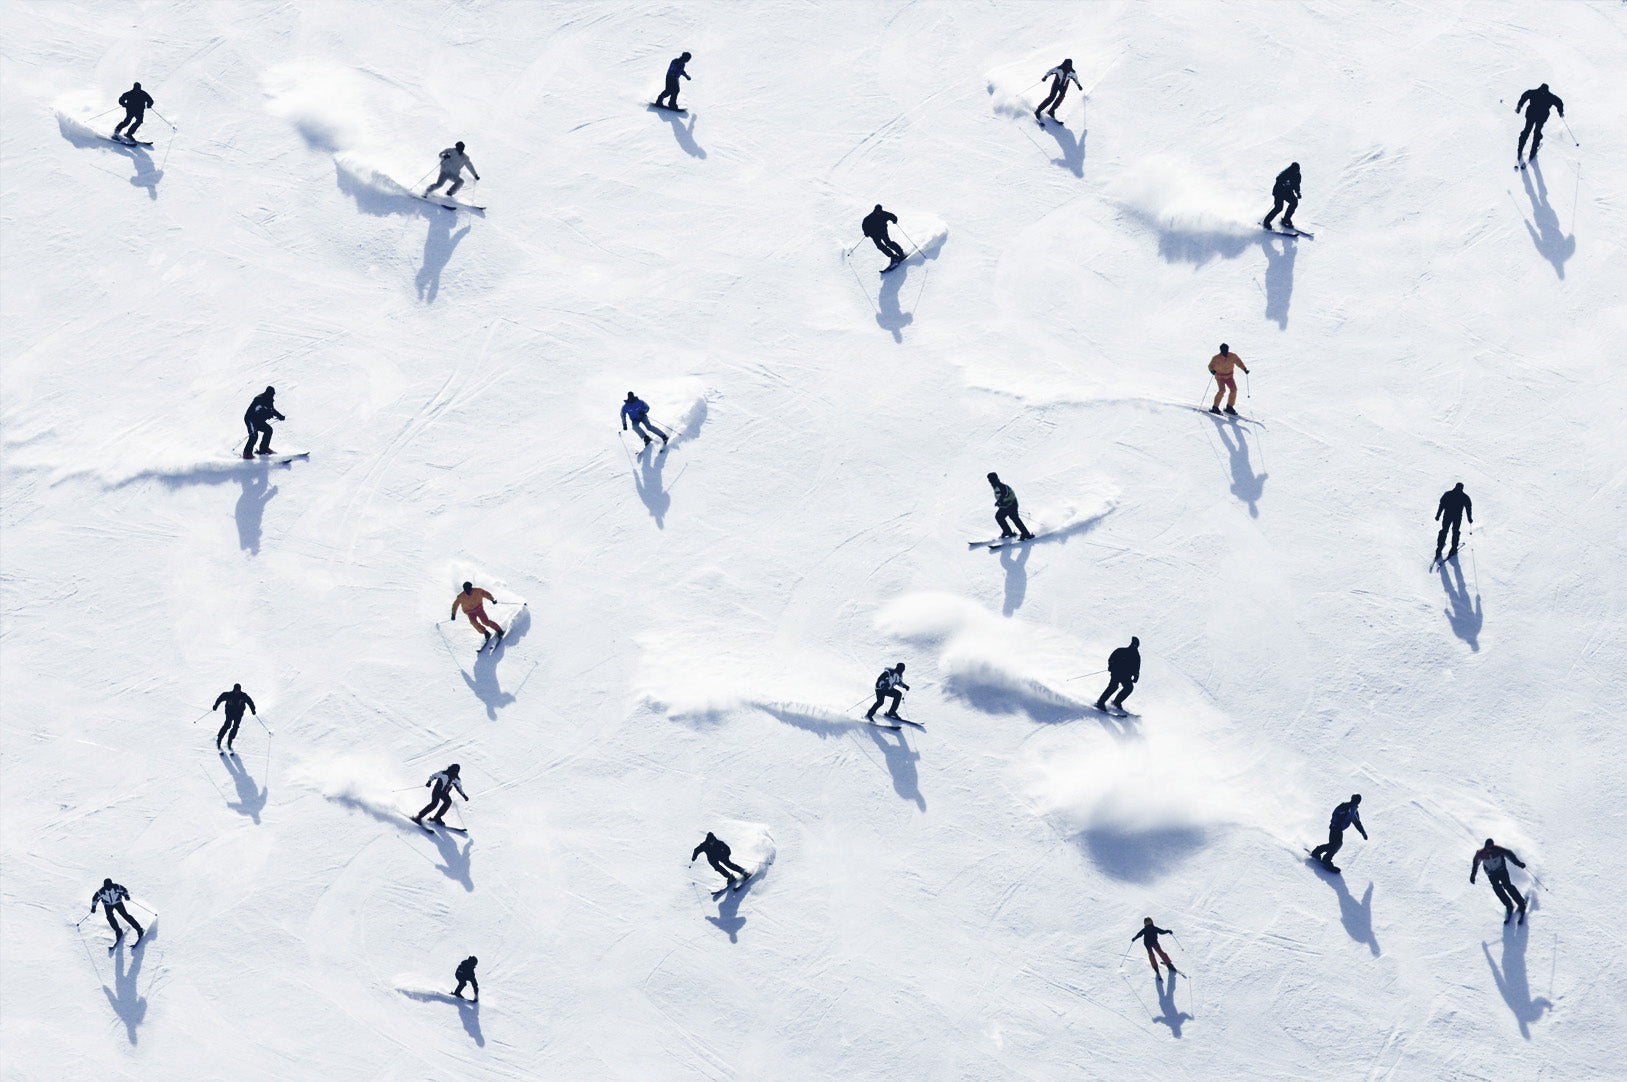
[862,205,907,268]
[1310,794,1366,872]
[211,683,257,752]
[91,878,145,943]
[866,662,909,721]
[1471,839,1528,924]
[112,82,154,141]
[1034,60,1081,123]
[1096,637,1141,712]
[1516,84,1563,163]
[655,52,691,110]
[1434,483,1472,562]
[242,386,284,458]
[691,831,749,887]
[621,392,668,447]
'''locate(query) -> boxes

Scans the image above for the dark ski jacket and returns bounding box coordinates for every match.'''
[119,87,154,115]
[862,207,897,240]
[667,56,690,82]
[428,769,467,800]
[875,667,909,692]
[92,883,131,909]
[455,957,478,980]
[692,834,733,862]
[1132,924,1171,947]
[1471,844,1525,881]
[213,688,256,717]
[1108,642,1141,680]
[245,390,284,425]
[991,481,1018,511]
[1329,800,1366,837]
[1273,164,1301,199]
[1044,63,1081,94]
[1517,86,1563,122]
[1436,486,1472,524]
[620,397,651,423]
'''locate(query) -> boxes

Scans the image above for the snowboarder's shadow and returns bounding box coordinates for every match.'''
[1519,161,1574,279]
[220,752,268,824]
[55,114,163,198]
[634,444,674,527]
[398,989,485,1046]
[417,213,472,303]
[999,540,1030,615]
[706,878,751,942]
[1041,120,1085,177]
[1309,860,1380,956]
[1437,558,1482,651]
[235,469,277,555]
[459,608,531,718]
[649,105,706,159]
[102,927,152,1044]
[875,234,946,343]
[1207,414,1266,517]
[867,723,925,811]
[1153,972,1193,1037]
[1483,916,1549,1038]
[1262,232,1296,329]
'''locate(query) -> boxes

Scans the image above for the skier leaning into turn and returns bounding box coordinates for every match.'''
[866,662,910,722]
[1095,637,1140,713]
[413,764,469,827]
[1208,344,1249,416]
[621,392,668,447]
[112,81,154,142]
[212,683,258,753]
[90,878,145,944]
[1515,83,1563,164]
[987,472,1034,540]
[1034,59,1082,124]
[424,141,479,199]
[1471,839,1529,924]
[691,831,750,887]
[1131,917,1179,978]
[862,205,908,270]
[450,582,504,646]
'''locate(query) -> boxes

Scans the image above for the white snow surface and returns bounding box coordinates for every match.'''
[3,2,1626,1079]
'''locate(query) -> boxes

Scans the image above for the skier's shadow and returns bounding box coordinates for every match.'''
[1483,917,1550,1038]
[416,214,472,303]
[235,470,277,555]
[220,752,268,824]
[649,105,706,159]
[1093,708,1141,743]
[1208,415,1267,517]
[1262,232,1296,329]
[634,445,673,527]
[55,114,163,198]
[459,608,530,718]
[427,828,474,892]
[398,990,485,1046]
[1000,540,1030,615]
[102,928,152,1044]
[115,142,163,200]
[868,724,925,811]
[1438,558,1483,651]
[1153,972,1193,1037]
[875,234,946,343]
[1519,161,1574,279]
[706,879,750,942]
[1310,861,1381,956]
[1041,120,1085,177]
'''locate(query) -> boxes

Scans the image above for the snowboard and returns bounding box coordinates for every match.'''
[1304,848,1339,874]
[648,102,688,114]
[108,136,154,148]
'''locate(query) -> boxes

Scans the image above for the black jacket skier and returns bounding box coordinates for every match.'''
[113,82,154,141]
[655,52,692,110]
[1262,162,1301,230]
[1131,918,1178,976]
[242,386,284,459]
[212,683,257,752]
[413,764,468,826]
[1434,482,1473,561]
[91,878,145,942]
[1471,839,1528,923]
[987,472,1034,540]
[1035,59,1081,123]
[452,955,479,1001]
[866,662,909,721]
[1516,84,1563,162]
[691,831,749,886]
[1096,637,1141,712]
[862,205,907,267]
[1310,794,1366,871]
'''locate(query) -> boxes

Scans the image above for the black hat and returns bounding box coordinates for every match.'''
[1219,343,1229,354]
[1062,59,1073,70]
[680,51,691,61]
[103,878,113,887]
[1130,636,1139,647]
[1484,838,1494,847]
[895,662,906,672]
[1350,794,1362,804]
[133,82,142,89]
[462,581,473,592]
[987,472,999,482]
[448,764,460,775]
[233,683,241,691]
[265,386,275,395]
[455,141,465,152]
[627,391,636,400]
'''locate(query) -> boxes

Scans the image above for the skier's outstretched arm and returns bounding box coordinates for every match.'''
[1464,496,1473,523]
[1516,90,1532,114]
[244,694,257,715]
[1470,854,1481,882]
[213,692,227,710]
[691,843,705,861]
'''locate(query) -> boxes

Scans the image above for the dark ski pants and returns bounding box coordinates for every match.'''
[1518,115,1546,159]
[453,976,479,1000]
[656,75,682,109]
[1263,192,1298,228]
[216,711,244,749]
[113,110,145,138]
[706,854,747,882]
[244,419,273,457]
[867,689,902,719]
[1097,675,1133,709]
[104,902,143,938]
[996,509,1032,539]
[1435,517,1463,558]
[1036,84,1069,118]
[426,172,465,197]
[1146,943,1175,973]
[1487,868,1526,913]
[869,235,907,264]
[415,791,453,823]
[1310,826,1346,865]
[630,416,667,444]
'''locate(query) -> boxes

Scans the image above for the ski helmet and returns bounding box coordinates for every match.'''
[895,662,906,672]
[874,204,884,213]
[132,82,141,89]
[265,386,275,395]
[1143,916,1153,924]
[455,141,465,152]
[448,764,460,776]
[627,392,636,400]
[462,581,473,592]
[1350,794,1362,804]
[233,683,241,691]
[1219,343,1229,355]
[680,52,691,61]
[468,955,478,965]
[1538,83,1548,92]
[1485,838,1495,847]
[987,472,999,483]
[1130,636,1139,648]
[103,878,114,887]
[1062,59,1073,71]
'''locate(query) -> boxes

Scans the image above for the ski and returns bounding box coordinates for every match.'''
[968,537,1010,548]
[864,718,902,730]
[1264,226,1314,239]
[108,136,154,148]
[237,451,310,464]
[478,631,504,653]
[879,248,918,275]
[988,535,1040,551]
[1194,407,1263,426]
[416,195,485,212]
[892,717,924,730]
[1092,704,1136,719]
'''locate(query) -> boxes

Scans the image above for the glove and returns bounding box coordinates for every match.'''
[1208,368,1215,374]
[1470,874,1476,883]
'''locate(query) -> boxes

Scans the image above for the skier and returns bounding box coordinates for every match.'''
[1131,917,1178,978]
[861,204,908,270]
[449,581,504,646]
[1095,637,1141,713]
[987,472,1035,540]
[1309,794,1367,872]
[691,831,749,887]
[242,386,284,459]
[1471,838,1529,924]
[211,683,258,752]
[620,392,668,447]
[111,81,154,142]
[1208,344,1250,415]
[1515,83,1564,164]
[424,141,479,199]
[1433,482,1473,563]
[451,955,479,1001]
[90,878,144,944]
[655,52,691,110]
[1261,162,1301,231]
[865,662,910,722]
[412,763,468,826]
[1034,59,1082,124]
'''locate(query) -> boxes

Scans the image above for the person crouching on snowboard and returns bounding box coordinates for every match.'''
[1132,917,1178,978]
[1471,839,1529,924]
[449,581,504,646]
[1262,162,1300,231]
[691,831,749,887]
[1310,794,1366,872]
[656,52,691,110]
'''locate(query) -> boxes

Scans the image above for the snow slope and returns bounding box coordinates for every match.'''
[3,1,1625,1079]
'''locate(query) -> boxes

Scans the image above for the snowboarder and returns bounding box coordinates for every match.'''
[211,683,258,752]
[862,204,908,270]
[449,582,504,646]
[111,82,154,142]
[620,392,668,447]
[1131,917,1178,978]
[1208,344,1250,415]
[1034,59,1082,123]
[1471,838,1529,924]
[424,141,479,199]
[242,386,284,459]
[655,52,691,110]
[987,472,1034,540]
[1095,637,1141,713]
[413,764,468,826]
[1309,794,1367,872]
[691,831,749,887]
[1434,482,1473,563]
[865,662,910,721]
[451,955,479,1001]
[1262,162,1301,231]
[90,878,144,943]
[1515,83,1564,164]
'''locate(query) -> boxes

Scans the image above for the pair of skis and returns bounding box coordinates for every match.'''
[1263,225,1314,239]
[865,715,924,731]
[711,870,756,898]
[967,534,1041,552]
[106,134,153,148]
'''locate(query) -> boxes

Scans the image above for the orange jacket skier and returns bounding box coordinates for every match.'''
[1208,344,1250,415]
[449,581,503,644]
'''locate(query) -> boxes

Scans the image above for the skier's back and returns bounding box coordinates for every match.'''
[1515,83,1563,162]
[691,830,749,886]
[1471,838,1528,923]
[862,205,907,268]
[211,683,257,752]
[1434,482,1473,561]
[113,82,154,141]
[1034,59,1081,123]
[1096,637,1140,713]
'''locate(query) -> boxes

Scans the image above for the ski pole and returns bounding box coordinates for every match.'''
[1561,117,1578,147]
[252,714,274,736]
[130,900,158,918]
[1199,374,1215,408]
[74,911,92,929]
[1529,872,1545,893]
[1066,668,1109,682]
[1245,370,1252,399]
[191,708,212,724]
[88,106,117,121]
[151,109,177,131]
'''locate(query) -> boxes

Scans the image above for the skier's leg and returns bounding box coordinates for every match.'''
[865,691,886,719]
[429,794,451,823]
[1013,513,1033,540]
[1530,121,1543,159]
[1489,875,1513,911]
[1145,945,1159,973]
[254,421,273,453]
[244,421,258,458]
[1517,115,1534,158]
[888,240,908,262]
[723,858,748,877]
[1435,522,1450,558]
[446,176,464,197]
[1212,377,1226,411]
[413,797,436,823]
[1263,195,1283,228]
[216,717,233,748]
[105,908,123,935]
[883,689,903,717]
[453,978,468,998]
[1113,679,1134,709]
[472,611,503,636]
[1096,677,1118,709]
[1282,194,1298,228]
[1154,944,1175,971]
[706,856,733,882]
[127,115,143,138]
[469,976,478,1001]
[1036,86,1059,118]
[228,715,242,749]
[1225,375,1239,408]
[116,904,143,937]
